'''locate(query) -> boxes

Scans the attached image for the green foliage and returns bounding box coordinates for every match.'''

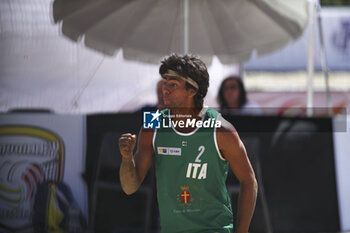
[320,0,350,6]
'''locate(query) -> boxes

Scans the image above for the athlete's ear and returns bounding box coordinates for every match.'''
[188,88,197,98]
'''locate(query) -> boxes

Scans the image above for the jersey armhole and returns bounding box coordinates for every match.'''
[152,129,157,152]
[214,126,226,161]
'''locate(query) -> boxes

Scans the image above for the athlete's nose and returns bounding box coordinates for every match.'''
[162,83,170,95]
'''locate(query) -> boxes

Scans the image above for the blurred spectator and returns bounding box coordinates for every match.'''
[217,76,262,115]
[137,79,165,112]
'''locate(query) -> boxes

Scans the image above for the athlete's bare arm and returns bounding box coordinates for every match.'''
[119,128,155,195]
[216,115,258,233]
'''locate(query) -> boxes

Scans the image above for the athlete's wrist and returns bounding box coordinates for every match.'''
[122,155,133,162]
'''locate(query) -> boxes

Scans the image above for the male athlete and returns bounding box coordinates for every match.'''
[119,54,257,233]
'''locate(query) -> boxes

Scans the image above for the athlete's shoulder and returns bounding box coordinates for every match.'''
[204,107,220,118]
[216,114,236,133]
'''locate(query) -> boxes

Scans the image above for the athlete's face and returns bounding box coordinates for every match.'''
[162,77,196,109]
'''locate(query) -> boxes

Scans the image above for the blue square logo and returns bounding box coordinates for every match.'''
[143,110,161,129]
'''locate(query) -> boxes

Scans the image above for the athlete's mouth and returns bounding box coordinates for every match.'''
[163,96,170,102]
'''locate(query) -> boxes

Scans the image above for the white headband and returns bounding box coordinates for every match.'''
[163,69,199,90]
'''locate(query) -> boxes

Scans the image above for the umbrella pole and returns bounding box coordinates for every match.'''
[184,0,189,54]
[307,0,316,117]
[317,5,332,116]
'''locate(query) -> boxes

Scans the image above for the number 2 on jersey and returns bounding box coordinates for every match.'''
[195,145,205,162]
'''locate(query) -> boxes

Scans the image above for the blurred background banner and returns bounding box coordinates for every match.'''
[333,115,350,232]
[0,114,87,232]
[245,7,350,71]
[247,91,348,116]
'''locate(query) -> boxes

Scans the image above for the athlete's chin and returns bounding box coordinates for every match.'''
[164,104,174,109]
[163,100,172,108]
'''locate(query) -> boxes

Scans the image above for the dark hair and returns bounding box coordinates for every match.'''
[159,53,209,108]
[217,76,247,109]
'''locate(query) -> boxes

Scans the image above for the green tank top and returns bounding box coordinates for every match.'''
[153,108,233,233]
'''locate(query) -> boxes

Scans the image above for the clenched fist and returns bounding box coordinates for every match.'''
[119,133,136,160]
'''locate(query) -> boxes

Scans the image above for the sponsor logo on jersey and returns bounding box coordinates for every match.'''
[157,147,168,155]
[157,147,181,156]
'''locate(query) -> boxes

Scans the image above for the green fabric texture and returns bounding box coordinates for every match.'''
[154,108,233,233]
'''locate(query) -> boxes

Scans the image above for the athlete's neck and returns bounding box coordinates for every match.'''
[170,107,201,119]
[169,107,204,134]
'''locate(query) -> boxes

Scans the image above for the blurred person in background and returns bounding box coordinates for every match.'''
[137,79,165,112]
[217,76,262,115]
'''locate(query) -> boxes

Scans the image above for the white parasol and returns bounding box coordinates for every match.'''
[53,0,308,64]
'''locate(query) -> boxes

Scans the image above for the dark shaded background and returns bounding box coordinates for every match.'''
[86,113,339,233]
